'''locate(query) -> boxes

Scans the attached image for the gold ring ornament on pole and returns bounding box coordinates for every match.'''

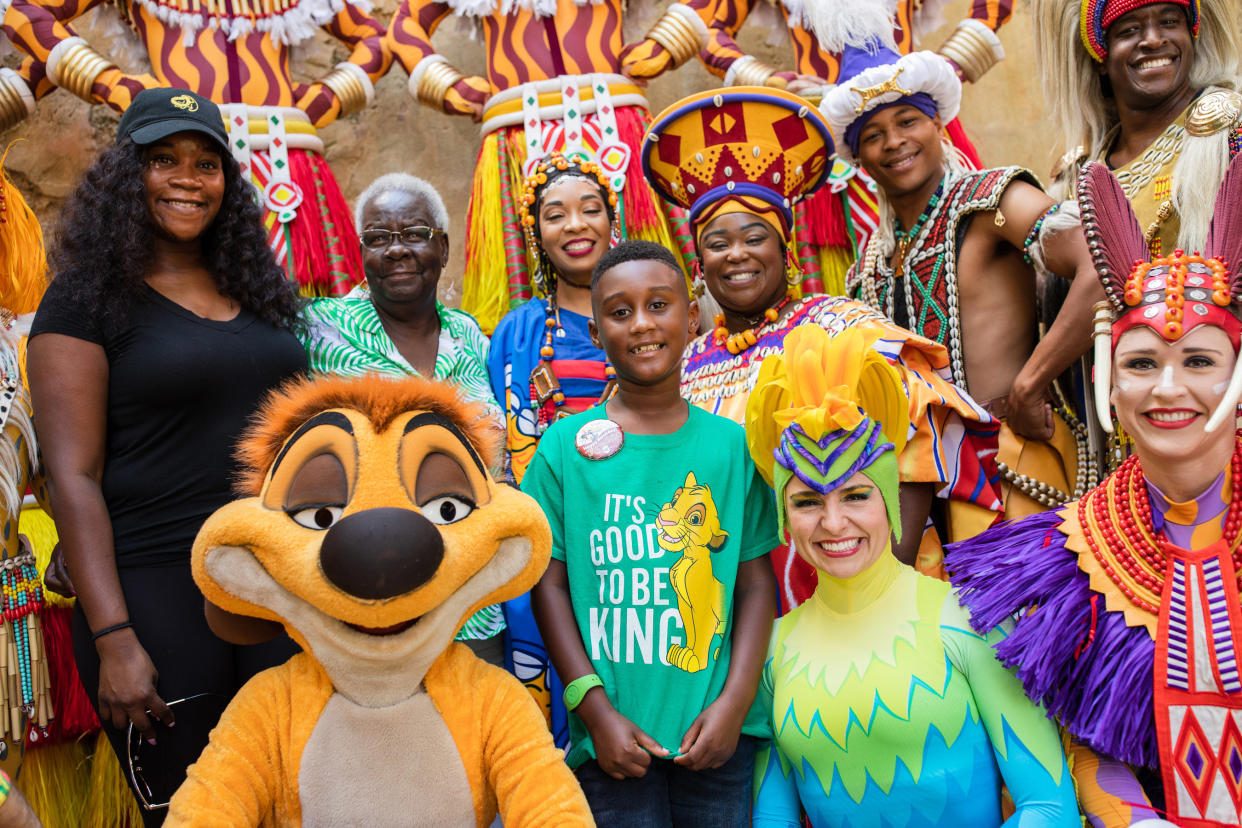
[936,19,1004,83]
[47,37,117,103]
[726,55,782,89]
[409,55,466,110]
[0,70,36,133]
[320,63,373,117]
[643,4,709,68]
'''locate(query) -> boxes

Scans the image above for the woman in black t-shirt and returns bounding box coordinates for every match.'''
[28,89,308,824]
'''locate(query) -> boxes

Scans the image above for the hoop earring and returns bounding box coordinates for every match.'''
[690,257,706,298]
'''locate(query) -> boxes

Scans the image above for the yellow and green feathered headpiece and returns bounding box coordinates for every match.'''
[745,325,910,538]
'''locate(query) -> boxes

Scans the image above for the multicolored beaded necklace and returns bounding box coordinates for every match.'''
[1080,444,1242,616]
[712,294,792,355]
[529,298,617,429]
[892,182,944,277]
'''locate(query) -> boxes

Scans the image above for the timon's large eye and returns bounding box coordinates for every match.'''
[289,505,344,530]
[422,496,475,525]
[283,453,349,531]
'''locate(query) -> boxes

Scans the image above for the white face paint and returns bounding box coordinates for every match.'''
[1118,380,1132,391]
[1215,381,1230,395]
[1159,365,1175,389]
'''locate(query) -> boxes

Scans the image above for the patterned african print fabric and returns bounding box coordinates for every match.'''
[848,167,1036,390]
[301,297,503,642]
[950,437,1242,826]
[682,294,1001,603]
[753,554,1080,827]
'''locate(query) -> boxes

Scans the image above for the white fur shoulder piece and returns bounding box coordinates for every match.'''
[443,0,607,18]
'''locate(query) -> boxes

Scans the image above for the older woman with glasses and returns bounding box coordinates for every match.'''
[299,173,506,662]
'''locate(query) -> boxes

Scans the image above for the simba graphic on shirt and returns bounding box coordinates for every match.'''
[658,473,727,674]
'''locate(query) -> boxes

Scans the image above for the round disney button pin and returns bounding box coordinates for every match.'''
[575,419,624,460]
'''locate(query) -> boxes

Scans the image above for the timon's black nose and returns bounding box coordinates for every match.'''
[319,508,444,600]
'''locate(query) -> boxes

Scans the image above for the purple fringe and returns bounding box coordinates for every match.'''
[947,511,1158,768]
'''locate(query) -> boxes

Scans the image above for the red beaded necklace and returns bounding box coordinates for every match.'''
[1080,438,1242,615]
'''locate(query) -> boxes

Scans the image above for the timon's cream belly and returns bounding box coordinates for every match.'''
[300,691,475,826]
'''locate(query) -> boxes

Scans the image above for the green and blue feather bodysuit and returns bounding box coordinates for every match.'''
[753,552,1082,827]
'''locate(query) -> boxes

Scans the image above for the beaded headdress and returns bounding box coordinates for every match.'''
[1079,0,1198,62]
[1081,154,1242,433]
[745,324,910,538]
[641,87,834,242]
[518,154,619,296]
[820,40,969,162]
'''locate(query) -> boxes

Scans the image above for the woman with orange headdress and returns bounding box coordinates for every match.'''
[949,155,1242,825]
[641,87,1002,607]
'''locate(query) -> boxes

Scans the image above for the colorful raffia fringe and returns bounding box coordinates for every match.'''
[947,509,1158,768]
[85,732,141,828]
[463,132,509,334]
[463,105,690,333]
[19,740,89,827]
[0,146,49,315]
[286,150,363,297]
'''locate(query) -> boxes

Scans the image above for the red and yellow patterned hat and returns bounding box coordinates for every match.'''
[641,88,834,242]
[1080,0,1198,62]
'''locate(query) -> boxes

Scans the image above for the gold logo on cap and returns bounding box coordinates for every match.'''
[170,94,199,112]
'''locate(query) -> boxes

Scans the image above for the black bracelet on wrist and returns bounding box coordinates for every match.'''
[91,621,134,642]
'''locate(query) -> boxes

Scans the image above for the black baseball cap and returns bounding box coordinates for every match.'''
[116,88,229,153]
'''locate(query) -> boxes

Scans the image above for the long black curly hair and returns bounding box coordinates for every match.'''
[51,137,303,331]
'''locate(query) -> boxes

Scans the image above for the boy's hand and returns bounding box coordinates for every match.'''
[586,706,669,779]
[674,694,746,771]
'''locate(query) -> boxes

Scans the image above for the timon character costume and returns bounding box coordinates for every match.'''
[643,87,1001,602]
[832,38,1092,521]
[743,324,1080,827]
[385,0,735,332]
[1,0,388,294]
[949,155,1242,826]
[165,375,592,825]
[683,0,1009,295]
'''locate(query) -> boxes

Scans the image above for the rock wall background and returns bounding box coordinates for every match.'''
[1,0,1057,303]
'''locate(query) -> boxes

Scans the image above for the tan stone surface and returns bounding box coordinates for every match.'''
[1,0,1058,302]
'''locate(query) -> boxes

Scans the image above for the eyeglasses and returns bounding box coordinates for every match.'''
[359,226,445,250]
[127,692,228,810]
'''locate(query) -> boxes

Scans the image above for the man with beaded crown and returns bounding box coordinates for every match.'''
[642,86,1004,599]
[829,35,1109,520]
[949,153,1242,828]
[1034,0,1241,257]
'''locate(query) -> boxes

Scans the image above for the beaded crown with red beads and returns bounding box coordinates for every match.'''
[1078,158,1242,348]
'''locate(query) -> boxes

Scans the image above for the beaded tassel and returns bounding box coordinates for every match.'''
[0,553,49,750]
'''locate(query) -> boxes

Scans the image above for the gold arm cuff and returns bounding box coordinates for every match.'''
[645,10,702,68]
[53,41,116,103]
[320,66,367,117]
[731,57,777,88]
[937,24,999,83]
[416,60,465,109]
[0,79,27,132]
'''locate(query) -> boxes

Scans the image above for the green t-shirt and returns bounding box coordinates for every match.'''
[522,403,779,769]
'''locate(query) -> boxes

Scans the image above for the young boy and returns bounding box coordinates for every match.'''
[524,240,778,825]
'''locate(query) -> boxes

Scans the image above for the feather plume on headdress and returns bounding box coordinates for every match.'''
[745,324,910,537]
[1080,153,1242,433]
